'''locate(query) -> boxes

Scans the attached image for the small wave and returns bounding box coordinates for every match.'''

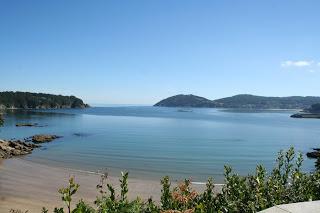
[69,168,103,175]
[191,181,224,186]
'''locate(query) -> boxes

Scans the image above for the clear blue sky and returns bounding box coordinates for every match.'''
[0,0,319,105]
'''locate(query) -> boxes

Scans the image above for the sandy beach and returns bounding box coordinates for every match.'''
[0,158,217,213]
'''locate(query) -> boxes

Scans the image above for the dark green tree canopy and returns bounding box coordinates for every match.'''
[308,103,320,113]
[0,91,88,109]
[155,94,320,109]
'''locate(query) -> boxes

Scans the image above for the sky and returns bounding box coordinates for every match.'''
[0,0,319,105]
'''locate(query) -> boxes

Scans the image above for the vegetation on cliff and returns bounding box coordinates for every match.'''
[214,94,320,109]
[15,147,320,213]
[306,103,320,113]
[290,103,320,119]
[0,91,88,109]
[0,113,3,126]
[155,94,320,109]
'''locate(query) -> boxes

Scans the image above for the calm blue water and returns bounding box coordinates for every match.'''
[1,107,319,182]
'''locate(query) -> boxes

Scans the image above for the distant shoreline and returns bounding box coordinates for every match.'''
[154,94,320,109]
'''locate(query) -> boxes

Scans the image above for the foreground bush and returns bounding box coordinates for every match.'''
[39,147,320,213]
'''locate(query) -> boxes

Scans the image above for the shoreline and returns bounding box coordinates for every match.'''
[0,158,219,212]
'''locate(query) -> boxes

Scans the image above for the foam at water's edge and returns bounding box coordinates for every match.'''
[192,181,224,186]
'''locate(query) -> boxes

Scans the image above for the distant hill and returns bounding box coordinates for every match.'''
[0,91,89,109]
[214,94,320,109]
[154,94,215,108]
[154,94,320,109]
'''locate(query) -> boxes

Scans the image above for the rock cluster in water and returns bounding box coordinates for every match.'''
[16,123,39,127]
[0,139,39,158]
[307,149,320,158]
[15,123,48,127]
[0,134,61,159]
[291,113,320,119]
[32,134,61,143]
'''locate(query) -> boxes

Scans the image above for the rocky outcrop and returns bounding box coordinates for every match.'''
[31,134,61,143]
[0,134,62,158]
[73,133,91,137]
[291,113,320,119]
[0,139,40,159]
[16,123,39,127]
[307,149,320,159]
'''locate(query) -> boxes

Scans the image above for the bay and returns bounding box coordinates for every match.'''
[1,106,319,183]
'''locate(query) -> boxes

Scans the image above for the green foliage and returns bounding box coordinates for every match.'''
[94,171,152,213]
[72,200,95,213]
[58,176,80,213]
[53,208,64,213]
[160,176,172,210]
[214,94,320,109]
[0,113,3,126]
[41,147,320,213]
[0,91,87,109]
[198,178,215,213]
[308,103,320,113]
[120,172,129,202]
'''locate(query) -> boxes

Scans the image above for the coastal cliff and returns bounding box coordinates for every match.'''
[0,91,89,109]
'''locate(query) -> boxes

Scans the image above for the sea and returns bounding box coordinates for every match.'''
[1,106,319,183]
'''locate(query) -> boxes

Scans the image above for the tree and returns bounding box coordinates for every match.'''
[309,103,320,113]
[0,113,3,126]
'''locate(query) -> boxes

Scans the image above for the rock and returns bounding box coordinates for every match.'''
[306,151,320,159]
[0,133,62,159]
[291,113,320,119]
[31,134,61,143]
[16,123,39,127]
[0,139,40,159]
[291,114,303,118]
[73,133,91,137]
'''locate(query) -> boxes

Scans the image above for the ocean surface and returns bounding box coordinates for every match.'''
[1,106,319,183]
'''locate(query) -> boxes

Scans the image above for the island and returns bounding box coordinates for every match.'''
[154,94,320,109]
[154,94,216,108]
[0,91,89,109]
